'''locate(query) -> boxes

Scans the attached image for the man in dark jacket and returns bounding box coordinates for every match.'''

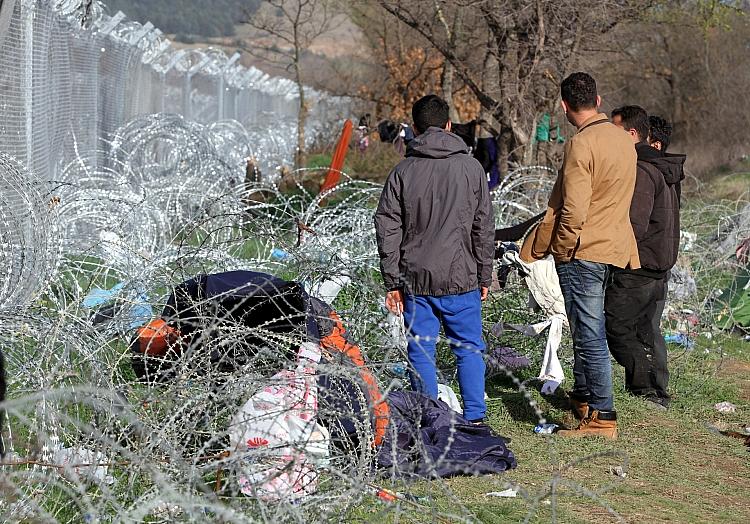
[374,94,495,423]
[608,106,686,409]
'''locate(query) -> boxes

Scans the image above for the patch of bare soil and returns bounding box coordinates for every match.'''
[717,358,750,401]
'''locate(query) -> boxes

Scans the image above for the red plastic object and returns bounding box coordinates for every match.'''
[320,119,353,195]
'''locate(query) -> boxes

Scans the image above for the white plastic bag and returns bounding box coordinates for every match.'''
[437,384,463,414]
[228,342,330,501]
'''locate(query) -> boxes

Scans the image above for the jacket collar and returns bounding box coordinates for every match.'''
[636,141,663,160]
[577,113,609,133]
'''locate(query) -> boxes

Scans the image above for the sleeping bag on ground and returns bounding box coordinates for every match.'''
[129,270,389,447]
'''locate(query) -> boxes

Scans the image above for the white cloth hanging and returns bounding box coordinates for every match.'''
[498,251,568,393]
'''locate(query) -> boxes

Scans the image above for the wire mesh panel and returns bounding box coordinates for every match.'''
[0,0,351,186]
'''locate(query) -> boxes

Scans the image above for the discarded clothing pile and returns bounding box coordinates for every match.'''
[377,391,517,478]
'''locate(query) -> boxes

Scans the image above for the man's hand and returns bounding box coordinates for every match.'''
[480,286,489,301]
[385,289,405,314]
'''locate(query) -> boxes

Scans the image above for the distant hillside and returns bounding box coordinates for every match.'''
[105,0,260,39]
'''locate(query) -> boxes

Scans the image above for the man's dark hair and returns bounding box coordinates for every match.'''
[560,72,598,111]
[648,115,673,151]
[412,95,450,134]
[611,105,649,141]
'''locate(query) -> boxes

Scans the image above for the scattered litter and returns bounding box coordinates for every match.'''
[680,230,697,251]
[664,333,695,349]
[151,502,183,519]
[609,465,627,478]
[375,489,430,505]
[487,346,531,370]
[437,383,463,414]
[541,380,560,395]
[309,274,352,304]
[485,488,518,498]
[714,401,738,413]
[668,266,698,301]
[533,423,559,435]
[386,361,408,378]
[53,447,116,485]
[402,493,431,504]
[376,489,397,503]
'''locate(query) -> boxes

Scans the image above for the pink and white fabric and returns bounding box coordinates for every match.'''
[228,342,330,501]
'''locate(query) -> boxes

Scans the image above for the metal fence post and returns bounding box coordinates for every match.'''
[22,0,34,171]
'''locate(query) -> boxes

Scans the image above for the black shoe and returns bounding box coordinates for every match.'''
[644,396,668,411]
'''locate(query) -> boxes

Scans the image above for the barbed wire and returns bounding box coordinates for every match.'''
[1,110,746,522]
[0,2,748,519]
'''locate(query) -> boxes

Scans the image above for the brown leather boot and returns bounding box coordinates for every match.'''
[557,410,618,440]
[570,397,589,420]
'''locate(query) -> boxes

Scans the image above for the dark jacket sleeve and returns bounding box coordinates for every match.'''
[630,163,656,242]
[374,168,404,290]
[471,164,495,288]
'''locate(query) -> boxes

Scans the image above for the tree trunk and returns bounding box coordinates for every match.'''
[523,113,538,166]
[441,60,460,122]
[497,126,513,180]
[295,66,307,169]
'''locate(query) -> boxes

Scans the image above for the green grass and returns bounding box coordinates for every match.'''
[8,161,750,521]
[368,331,750,523]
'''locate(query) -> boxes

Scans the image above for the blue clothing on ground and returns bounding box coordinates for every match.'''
[377,390,516,478]
[556,260,614,411]
[402,289,487,421]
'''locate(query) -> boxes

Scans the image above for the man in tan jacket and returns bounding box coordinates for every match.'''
[521,72,639,439]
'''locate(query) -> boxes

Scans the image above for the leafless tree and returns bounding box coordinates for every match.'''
[241,0,336,167]
[374,0,647,177]
[597,0,750,172]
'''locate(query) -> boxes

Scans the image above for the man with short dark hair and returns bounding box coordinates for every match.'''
[374,94,494,423]
[611,105,650,142]
[647,115,673,152]
[521,72,639,439]
[608,108,685,409]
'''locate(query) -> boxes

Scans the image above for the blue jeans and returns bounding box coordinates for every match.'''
[402,290,487,421]
[556,260,613,412]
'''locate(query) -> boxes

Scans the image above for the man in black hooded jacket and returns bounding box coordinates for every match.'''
[608,106,686,409]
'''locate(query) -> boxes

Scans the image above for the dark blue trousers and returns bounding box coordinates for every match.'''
[556,259,613,412]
